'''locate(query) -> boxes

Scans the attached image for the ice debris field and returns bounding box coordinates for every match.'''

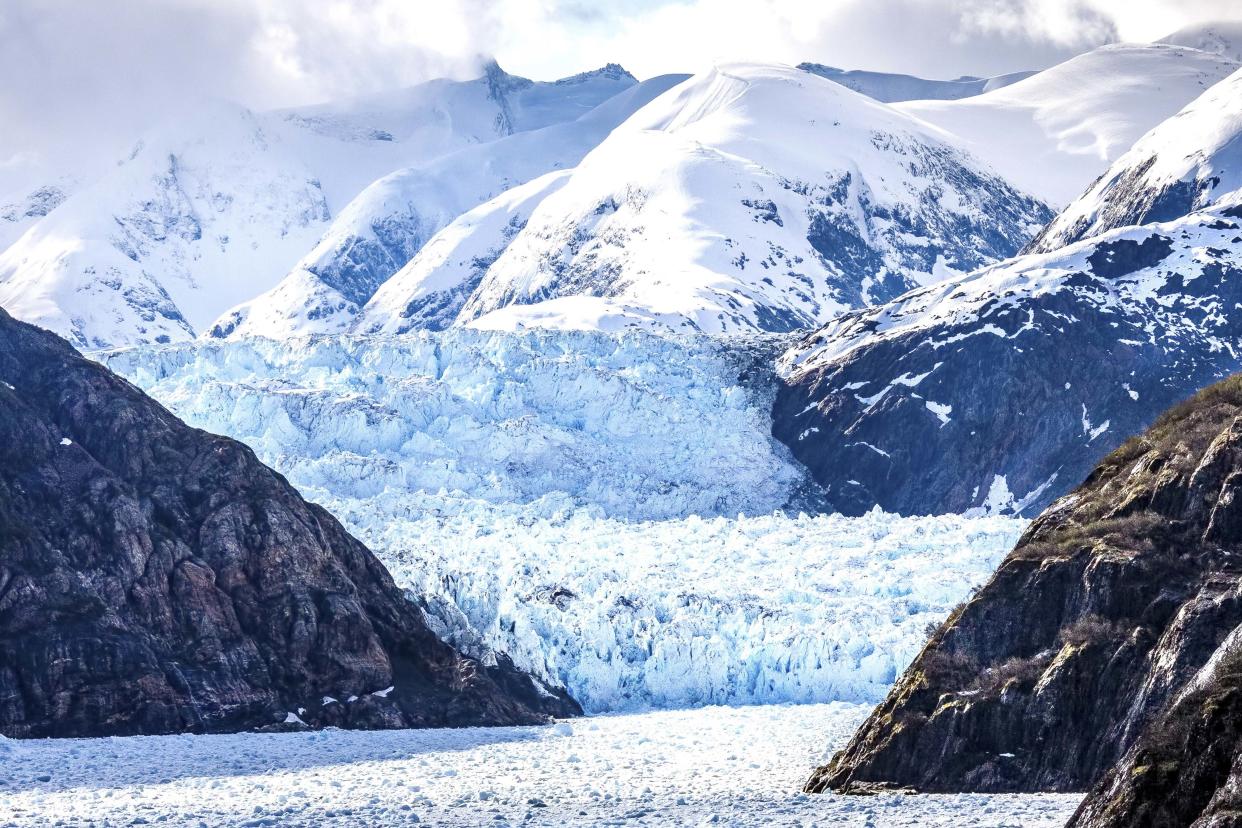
[0,703,1081,827]
[104,330,1025,712]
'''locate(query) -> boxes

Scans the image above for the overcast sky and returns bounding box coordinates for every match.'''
[1,0,1240,178]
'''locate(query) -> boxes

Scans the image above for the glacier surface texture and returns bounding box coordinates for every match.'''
[103,331,1023,711]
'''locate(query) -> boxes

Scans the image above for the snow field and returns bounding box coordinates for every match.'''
[0,703,1082,827]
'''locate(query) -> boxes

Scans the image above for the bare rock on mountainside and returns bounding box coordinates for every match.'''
[0,307,578,738]
[810,373,1242,827]
[773,67,1242,519]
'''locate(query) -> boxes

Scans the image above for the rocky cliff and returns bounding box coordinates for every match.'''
[0,308,578,737]
[809,373,1242,826]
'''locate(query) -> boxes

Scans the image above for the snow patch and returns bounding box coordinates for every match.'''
[925,400,952,426]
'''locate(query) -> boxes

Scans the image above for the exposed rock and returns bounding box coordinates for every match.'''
[773,207,1242,518]
[0,307,578,737]
[809,374,1242,825]
[773,68,1242,518]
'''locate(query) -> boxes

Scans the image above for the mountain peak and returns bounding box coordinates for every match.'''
[1029,65,1242,252]
[1158,19,1242,62]
[480,57,533,96]
[555,63,636,85]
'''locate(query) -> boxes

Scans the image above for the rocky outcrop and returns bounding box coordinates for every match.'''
[0,307,578,738]
[773,206,1242,518]
[809,373,1242,825]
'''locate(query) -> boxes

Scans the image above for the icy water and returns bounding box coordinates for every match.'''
[0,703,1080,827]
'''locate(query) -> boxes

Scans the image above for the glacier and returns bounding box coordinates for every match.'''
[102,331,1023,712]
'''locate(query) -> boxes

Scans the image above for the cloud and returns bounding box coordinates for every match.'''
[485,0,1242,80]
[1,0,1240,188]
[0,0,495,178]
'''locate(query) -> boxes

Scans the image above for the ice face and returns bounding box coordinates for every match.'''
[102,329,806,520]
[103,330,1023,711]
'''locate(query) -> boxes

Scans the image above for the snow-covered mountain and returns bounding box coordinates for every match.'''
[798,63,1034,103]
[1159,20,1242,62]
[897,42,1239,206]
[0,183,69,251]
[771,67,1242,517]
[0,63,637,348]
[357,63,1051,336]
[0,104,332,348]
[209,71,684,340]
[1029,61,1242,251]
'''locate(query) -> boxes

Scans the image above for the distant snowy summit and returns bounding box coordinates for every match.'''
[798,63,1034,103]
[3,27,1241,349]
[895,42,1239,205]
[1159,20,1242,62]
[0,61,636,349]
[355,63,1051,337]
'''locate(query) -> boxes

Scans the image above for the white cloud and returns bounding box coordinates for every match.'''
[0,0,1239,188]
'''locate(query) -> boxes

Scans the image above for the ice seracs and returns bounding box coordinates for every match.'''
[358,62,1051,337]
[103,329,1024,711]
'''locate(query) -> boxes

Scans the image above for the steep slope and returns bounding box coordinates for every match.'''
[810,374,1242,825]
[359,63,1051,337]
[1030,62,1242,251]
[0,183,69,251]
[773,68,1242,518]
[0,64,636,349]
[897,43,1238,206]
[0,306,576,738]
[798,63,1034,103]
[210,72,680,340]
[0,104,332,349]
[356,171,573,333]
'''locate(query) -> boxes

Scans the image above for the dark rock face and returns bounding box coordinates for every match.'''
[773,208,1242,517]
[809,374,1242,826]
[307,210,439,307]
[0,308,578,738]
[1027,154,1210,254]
